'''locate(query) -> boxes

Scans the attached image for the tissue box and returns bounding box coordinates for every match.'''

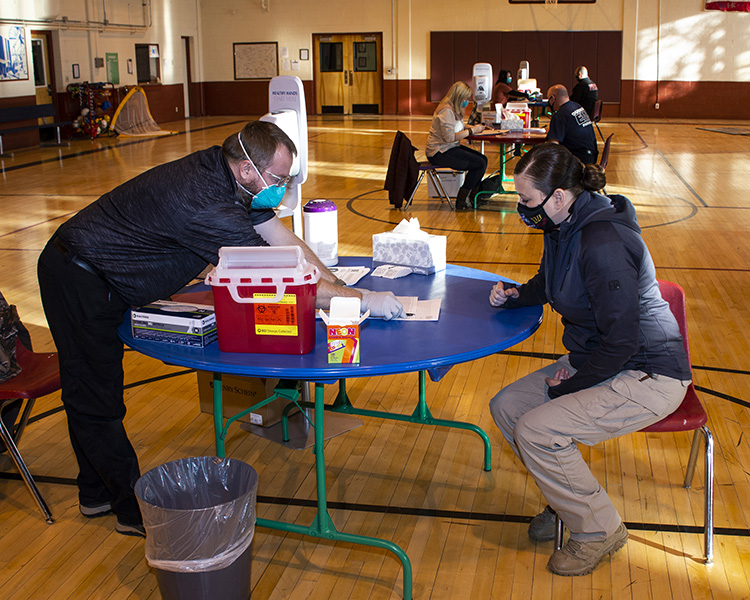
[320,297,368,363]
[499,119,523,130]
[372,232,447,275]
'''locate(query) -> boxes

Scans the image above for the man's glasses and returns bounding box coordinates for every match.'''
[261,168,293,187]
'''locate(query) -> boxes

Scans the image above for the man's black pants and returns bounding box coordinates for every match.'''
[38,240,142,524]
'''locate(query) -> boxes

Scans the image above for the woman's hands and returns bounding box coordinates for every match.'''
[545,368,571,388]
[489,281,519,307]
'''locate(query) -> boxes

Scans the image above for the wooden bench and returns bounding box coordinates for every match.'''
[0,104,72,156]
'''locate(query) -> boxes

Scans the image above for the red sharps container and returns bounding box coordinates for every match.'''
[206,246,320,354]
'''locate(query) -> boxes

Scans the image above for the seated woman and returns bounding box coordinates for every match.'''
[426,81,487,210]
[492,70,530,106]
[487,143,692,576]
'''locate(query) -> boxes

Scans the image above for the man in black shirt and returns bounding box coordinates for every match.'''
[546,85,599,165]
[570,66,599,119]
[37,121,403,536]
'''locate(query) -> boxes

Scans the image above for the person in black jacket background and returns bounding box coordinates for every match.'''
[487,143,691,576]
[571,66,599,119]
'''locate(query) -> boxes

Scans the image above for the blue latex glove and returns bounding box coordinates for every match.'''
[360,290,405,321]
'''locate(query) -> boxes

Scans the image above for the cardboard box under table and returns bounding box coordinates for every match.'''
[206,246,321,354]
[197,372,299,427]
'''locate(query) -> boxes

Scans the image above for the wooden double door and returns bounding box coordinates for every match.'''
[314,33,382,114]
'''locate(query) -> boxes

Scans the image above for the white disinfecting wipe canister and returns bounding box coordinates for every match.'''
[302,199,338,266]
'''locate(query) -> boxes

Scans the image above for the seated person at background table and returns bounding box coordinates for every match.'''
[487,143,691,576]
[546,84,599,165]
[426,81,487,210]
[492,69,530,106]
[570,66,599,120]
[37,120,404,538]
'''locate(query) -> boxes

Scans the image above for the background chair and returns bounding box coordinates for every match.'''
[554,280,714,563]
[404,163,456,210]
[591,99,604,141]
[383,131,419,210]
[0,337,60,524]
[599,133,614,172]
[383,131,458,210]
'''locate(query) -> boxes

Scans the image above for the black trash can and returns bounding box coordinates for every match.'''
[134,456,258,600]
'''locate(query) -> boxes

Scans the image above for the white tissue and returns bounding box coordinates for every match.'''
[392,217,429,239]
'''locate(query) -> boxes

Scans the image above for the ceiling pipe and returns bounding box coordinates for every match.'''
[0,0,152,33]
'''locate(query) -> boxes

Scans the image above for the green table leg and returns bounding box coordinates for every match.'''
[290,374,492,471]
[257,382,413,600]
[213,372,225,458]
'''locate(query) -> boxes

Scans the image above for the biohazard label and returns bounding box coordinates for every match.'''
[253,293,298,336]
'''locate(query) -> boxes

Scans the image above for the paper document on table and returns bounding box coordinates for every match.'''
[329,266,370,286]
[371,264,413,279]
[394,296,441,321]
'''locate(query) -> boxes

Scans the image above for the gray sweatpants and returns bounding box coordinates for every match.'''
[489,355,690,541]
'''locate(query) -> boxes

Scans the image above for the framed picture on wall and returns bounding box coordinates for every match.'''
[0,24,29,81]
[233,42,279,80]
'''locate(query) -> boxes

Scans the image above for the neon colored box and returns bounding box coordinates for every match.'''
[327,324,361,363]
[206,246,321,355]
[320,297,368,364]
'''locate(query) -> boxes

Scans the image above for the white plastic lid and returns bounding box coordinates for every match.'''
[207,246,320,286]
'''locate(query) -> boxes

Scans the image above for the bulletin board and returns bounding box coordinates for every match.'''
[233,42,279,80]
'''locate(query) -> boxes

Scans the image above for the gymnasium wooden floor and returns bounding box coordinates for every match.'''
[2,114,750,599]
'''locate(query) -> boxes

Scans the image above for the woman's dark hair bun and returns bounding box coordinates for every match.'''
[581,163,606,191]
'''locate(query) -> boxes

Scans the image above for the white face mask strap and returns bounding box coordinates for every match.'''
[237,132,267,189]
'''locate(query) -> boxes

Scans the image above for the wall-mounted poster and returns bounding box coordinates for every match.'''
[234,42,278,80]
[106,52,119,85]
[0,24,29,81]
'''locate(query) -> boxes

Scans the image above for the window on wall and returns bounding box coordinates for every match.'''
[31,39,46,86]
[353,41,377,72]
[135,44,160,84]
[319,42,343,72]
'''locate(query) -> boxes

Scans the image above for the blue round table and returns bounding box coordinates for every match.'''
[118,258,542,600]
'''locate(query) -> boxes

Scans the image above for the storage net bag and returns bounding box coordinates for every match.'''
[111,86,176,138]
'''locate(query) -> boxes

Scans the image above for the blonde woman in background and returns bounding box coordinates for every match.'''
[426,81,487,210]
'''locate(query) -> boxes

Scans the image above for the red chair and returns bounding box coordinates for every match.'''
[0,338,60,524]
[554,280,714,563]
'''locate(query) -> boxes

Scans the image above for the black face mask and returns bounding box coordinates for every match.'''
[517,190,557,232]
[516,159,577,232]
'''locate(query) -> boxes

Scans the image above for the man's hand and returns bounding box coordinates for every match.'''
[360,290,404,320]
[489,282,519,307]
[545,368,571,388]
